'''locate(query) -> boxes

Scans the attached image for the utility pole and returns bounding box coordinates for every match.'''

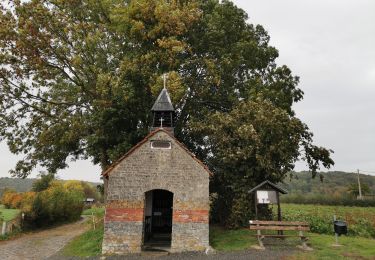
[357,169,363,200]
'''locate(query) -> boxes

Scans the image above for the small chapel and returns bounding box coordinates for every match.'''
[101,82,211,254]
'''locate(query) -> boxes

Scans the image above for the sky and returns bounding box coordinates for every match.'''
[1,0,374,182]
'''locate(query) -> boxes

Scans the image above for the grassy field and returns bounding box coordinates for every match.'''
[281,203,375,221]
[0,204,21,222]
[279,204,375,237]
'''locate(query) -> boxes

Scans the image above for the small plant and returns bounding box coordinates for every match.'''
[278,204,375,238]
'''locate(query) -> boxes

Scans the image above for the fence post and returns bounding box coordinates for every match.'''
[1,221,6,235]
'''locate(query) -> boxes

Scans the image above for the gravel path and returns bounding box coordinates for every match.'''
[0,218,88,260]
[50,238,299,260]
[49,248,295,260]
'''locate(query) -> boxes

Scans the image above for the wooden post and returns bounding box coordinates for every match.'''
[254,192,258,220]
[92,212,96,230]
[276,191,283,235]
[1,221,6,235]
[276,191,281,221]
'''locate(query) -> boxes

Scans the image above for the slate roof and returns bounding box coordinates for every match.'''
[101,128,212,177]
[248,180,288,194]
[151,88,174,111]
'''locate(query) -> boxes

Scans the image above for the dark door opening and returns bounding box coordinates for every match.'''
[144,189,173,250]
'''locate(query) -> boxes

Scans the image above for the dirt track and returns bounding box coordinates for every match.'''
[0,218,88,260]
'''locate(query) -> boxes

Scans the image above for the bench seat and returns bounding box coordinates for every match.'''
[249,220,311,250]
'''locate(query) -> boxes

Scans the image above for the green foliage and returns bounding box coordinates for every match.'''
[281,193,375,207]
[82,207,105,217]
[200,100,333,227]
[280,204,375,238]
[0,226,21,241]
[31,181,84,226]
[1,181,84,227]
[32,173,55,192]
[280,171,375,196]
[294,233,375,259]
[347,182,371,196]
[0,206,20,221]
[62,221,103,257]
[0,0,334,227]
[212,226,375,259]
[210,225,257,251]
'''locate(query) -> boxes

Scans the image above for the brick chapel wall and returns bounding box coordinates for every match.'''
[102,131,210,255]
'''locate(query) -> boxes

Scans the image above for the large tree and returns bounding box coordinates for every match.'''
[0,0,333,225]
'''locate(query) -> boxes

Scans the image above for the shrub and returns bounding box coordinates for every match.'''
[279,204,375,238]
[2,180,84,227]
[32,181,84,226]
[281,193,375,207]
[1,190,17,208]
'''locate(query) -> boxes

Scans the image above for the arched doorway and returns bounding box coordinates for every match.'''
[143,189,173,250]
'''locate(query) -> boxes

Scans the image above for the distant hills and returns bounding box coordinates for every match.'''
[280,171,375,195]
[0,177,35,196]
[1,171,375,197]
[0,177,101,197]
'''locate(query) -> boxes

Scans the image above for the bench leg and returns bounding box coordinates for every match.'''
[299,231,312,251]
[257,230,265,249]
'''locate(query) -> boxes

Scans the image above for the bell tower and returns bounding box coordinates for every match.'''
[151,74,174,135]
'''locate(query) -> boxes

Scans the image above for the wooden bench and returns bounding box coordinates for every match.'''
[249,220,311,250]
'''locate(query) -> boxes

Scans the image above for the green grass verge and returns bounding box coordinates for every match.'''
[61,222,104,257]
[82,207,105,216]
[210,225,257,251]
[61,222,375,258]
[293,233,375,259]
[0,207,21,221]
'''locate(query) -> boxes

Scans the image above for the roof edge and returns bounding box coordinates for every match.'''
[101,128,213,177]
[248,180,288,194]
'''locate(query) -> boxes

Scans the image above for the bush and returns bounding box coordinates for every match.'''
[1,180,84,227]
[281,193,375,207]
[31,181,84,226]
[279,204,375,238]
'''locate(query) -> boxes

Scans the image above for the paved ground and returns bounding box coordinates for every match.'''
[0,218,88,260]
[49,239,299,260]
[1,218,299,260]
[49,248,295,260]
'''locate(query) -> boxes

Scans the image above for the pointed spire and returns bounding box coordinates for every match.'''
[151,74,174,111]
[151,88,174,111]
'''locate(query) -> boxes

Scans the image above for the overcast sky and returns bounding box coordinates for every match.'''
[1,0,374,182]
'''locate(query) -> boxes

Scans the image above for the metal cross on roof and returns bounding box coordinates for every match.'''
[163,73,168,89]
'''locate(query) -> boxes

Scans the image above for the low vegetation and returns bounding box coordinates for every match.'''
[1,175,89,227]
[62,221,104,257]
[0,204,20,222]
[280,171,375,207]
[62,208,104,257]
[279,204,375,238]
[82,207,105,216]
[61,223,375,258]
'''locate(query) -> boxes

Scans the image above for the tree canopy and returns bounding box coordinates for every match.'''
[0,0,334,225]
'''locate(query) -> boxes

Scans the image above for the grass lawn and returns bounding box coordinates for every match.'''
[82,207,105,216]
[0,205,21,222]
[61,223,375,259]
[61,222,104,257]
[293,233,375,259]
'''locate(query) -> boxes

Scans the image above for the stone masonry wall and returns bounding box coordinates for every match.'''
[102,130,210,255]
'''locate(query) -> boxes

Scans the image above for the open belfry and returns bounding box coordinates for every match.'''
[101,78,211,254]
